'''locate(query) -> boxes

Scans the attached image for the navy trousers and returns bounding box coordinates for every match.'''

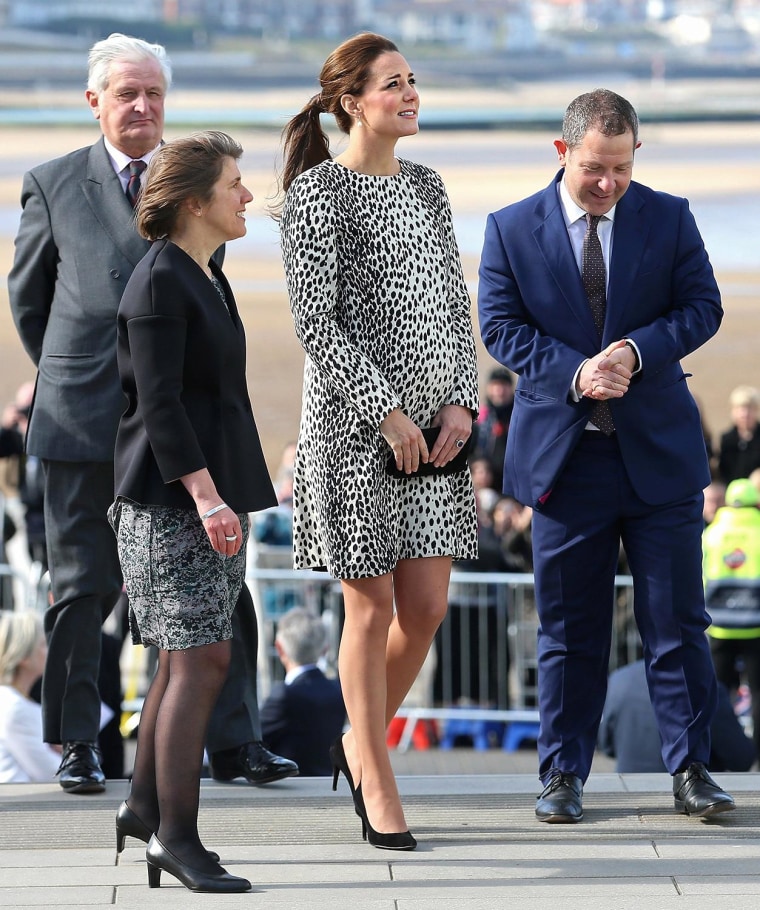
[530,432,717,783]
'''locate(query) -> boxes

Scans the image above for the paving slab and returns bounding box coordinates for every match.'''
[1,770,759,909]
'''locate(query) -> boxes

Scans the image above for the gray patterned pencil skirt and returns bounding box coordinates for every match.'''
[109,498,250,651]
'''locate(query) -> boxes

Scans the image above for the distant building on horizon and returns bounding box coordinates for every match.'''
[2,0,759,51]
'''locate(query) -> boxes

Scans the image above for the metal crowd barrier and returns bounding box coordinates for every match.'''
[247,561,639,751]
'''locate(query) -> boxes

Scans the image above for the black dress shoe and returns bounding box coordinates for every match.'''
[146,835,251,893]
[116,801,220,862]
[57,741,106,794]
[535,771,583,823]
[208,741,299,785]
[673,762,736,817]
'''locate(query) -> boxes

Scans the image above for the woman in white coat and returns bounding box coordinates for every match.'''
[0,610,60,782]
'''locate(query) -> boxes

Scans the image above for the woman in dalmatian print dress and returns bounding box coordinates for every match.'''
[277,33,479,850]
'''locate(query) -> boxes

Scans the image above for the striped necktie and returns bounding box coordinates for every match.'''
[126,159,147,208]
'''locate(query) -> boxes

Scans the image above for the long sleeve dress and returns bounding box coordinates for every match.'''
[280,157,479,579]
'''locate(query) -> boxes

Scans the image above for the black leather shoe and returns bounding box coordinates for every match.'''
[208,741,299,785]
[57,741,106,794]
[673,762,736,817]
[146,835,251,893]
[535,771,583,823]
[116,801,220,862]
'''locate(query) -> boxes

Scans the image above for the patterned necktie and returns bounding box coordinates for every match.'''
[125,159,147,208]
[582,213,615,435]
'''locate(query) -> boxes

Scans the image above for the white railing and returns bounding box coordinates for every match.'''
[247,562,639,751]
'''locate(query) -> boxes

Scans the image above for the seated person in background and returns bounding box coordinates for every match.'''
[703,480,726,528]
[0,610,61,782]
[469,456,500,517]
[273,440,297,507]
[260,607,345,776]
[491,496,533,573]
[599,659,755,773]
[718,385,760,485]
[471,366,514,488]
[750,467,760,496]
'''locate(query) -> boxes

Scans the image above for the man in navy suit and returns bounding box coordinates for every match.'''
[8,33,296,792]
[260,607,345,776]
[478,88,734,822]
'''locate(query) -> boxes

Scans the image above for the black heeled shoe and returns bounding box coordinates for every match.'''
[145,835,251,893]
[353,784,417,851]
[116,802,220,863]
[329,735,357,796]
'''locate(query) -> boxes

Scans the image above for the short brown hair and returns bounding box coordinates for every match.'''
[562,88,639,150]
[136,130,243,240]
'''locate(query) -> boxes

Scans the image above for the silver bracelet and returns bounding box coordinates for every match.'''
[200,503,228,521]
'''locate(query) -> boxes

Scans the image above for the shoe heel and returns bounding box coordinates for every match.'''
[147,862,161,888]
[332,763,339,792]
[116,830,126,853]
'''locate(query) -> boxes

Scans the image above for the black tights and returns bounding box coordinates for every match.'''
[127,640,230,871]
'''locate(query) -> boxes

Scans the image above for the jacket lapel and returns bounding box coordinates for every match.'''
[533,174,599,349]
[605,183,648,343]
[81,138,150,267]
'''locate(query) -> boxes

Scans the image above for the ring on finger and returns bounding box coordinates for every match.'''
[455,439,465,449]
[224,535,237,541]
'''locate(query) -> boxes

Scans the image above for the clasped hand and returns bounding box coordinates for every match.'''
[580,339,635,400]
[381,404,472,475]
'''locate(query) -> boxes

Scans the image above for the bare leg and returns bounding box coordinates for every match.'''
[154,639,231,872]
[339,573,405,833]
[340,557,452,833]
[385,556,451,719]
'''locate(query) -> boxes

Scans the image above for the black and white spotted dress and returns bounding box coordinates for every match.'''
[280,157,479,579]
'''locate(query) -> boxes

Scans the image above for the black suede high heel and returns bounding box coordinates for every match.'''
[329,735,356,796]
[116,802,220,863]
[145,835,251,893]
[353,784,417,851]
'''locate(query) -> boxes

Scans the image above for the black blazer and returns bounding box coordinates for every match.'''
[259,667,346,776]
[114,239,277,513]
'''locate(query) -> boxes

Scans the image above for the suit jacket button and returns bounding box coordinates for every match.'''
[110,269,120,279]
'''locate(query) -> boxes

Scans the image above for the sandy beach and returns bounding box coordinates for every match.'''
[1,103,758,471]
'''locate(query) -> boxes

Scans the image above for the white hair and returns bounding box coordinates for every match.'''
[0,610,43,685]
[275,607,327,666]
[87,33,172,93]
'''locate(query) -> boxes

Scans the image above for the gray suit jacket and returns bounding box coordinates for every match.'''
[8,137,151,462]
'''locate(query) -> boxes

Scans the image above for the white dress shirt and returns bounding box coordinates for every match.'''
[103,137,159,192]
[557,177,641,417]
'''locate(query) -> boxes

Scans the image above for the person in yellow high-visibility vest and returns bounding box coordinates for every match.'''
[704,477,760,763]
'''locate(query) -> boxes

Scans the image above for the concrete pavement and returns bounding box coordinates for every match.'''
[2,755,759,909]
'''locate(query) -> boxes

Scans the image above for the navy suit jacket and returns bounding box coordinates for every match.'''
[478,170,722,509]
[260,667,346,776]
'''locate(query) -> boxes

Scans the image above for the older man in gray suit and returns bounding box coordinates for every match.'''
[8,33,297,794]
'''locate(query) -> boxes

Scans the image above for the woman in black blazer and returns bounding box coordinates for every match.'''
[110,131,276,894]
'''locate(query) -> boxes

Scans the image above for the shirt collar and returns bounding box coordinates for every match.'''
[284,663,318,685]
[103,137,160,175]
[558,174,617,227]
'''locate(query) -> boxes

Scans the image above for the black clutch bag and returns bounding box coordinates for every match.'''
[385,426,472,478]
